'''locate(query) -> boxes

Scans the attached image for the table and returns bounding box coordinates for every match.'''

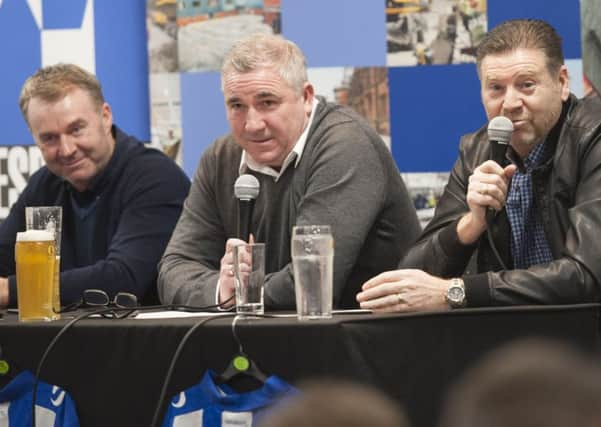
[1,304,600,427]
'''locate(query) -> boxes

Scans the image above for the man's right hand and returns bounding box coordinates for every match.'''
[458,160,517,245]
[0,277,9,307]
[218,238,248,307]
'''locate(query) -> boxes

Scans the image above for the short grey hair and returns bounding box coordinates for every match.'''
[221,33,308,94]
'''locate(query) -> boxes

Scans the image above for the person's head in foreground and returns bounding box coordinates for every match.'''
[440,338,601,427]
[259,379,410,427]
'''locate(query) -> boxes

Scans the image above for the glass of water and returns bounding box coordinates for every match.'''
[291,225,334,320]
[233,243,265,315]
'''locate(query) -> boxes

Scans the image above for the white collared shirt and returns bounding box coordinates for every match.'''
[238,97,319,181]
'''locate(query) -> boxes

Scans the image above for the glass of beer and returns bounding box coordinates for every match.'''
[15,230,57,321]
[26,206,62,318]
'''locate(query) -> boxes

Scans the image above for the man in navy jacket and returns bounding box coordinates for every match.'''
[0,63,190,307]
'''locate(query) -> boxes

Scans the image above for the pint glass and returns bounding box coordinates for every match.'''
[15,230,57,321]
[26,206,62,317]
[233,243,265,315]
[291,225,334,320]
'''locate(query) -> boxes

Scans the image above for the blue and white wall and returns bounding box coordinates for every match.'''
[0,0,149,217]
[0,0,584,219]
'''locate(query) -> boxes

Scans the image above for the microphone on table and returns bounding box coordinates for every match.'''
[234,174,260,241]
[485,116,514,224]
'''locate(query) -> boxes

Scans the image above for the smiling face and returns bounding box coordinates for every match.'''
[26,87,115,191]
[223,67,314,168]
[480,48,570,157]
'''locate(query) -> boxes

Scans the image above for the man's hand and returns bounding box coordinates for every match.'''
[356,269,451,313]
[0,277,9,308]
[218,237,251,308]
[458,160,517,245]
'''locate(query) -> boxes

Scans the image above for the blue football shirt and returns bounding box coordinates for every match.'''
[0,370,80,427]
[162,369,298,427]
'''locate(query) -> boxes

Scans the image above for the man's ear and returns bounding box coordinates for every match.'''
[101,102,113,135]
[558,65,570,101]
[303,83,314,113]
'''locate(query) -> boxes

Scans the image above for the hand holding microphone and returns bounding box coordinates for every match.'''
[461,117,516,244]
[218,174,260,305]
[483,116,515,224]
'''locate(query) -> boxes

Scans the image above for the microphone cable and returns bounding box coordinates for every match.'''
[149,313,236,427]
[486,215,508,271]
[30,306,120,426]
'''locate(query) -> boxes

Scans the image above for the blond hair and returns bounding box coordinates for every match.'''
[19,63,105,124]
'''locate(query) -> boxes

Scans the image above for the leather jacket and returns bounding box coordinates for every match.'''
[402,94,601,306]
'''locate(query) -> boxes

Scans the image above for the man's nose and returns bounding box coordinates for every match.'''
[244,108,265,132]
[502,87,523,113]
[57,135,77,157]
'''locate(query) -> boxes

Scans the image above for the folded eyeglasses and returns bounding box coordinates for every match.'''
[57,289,138,318]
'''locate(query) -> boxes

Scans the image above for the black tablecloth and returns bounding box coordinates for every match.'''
[1,304,600,427]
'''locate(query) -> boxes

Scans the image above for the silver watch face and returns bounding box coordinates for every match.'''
[448,285,465,304]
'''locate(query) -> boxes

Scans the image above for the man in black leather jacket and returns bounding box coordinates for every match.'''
[357,19,601,312]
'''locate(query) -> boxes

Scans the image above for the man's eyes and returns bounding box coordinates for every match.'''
[39,125,85,144]
[486,81,535,93]
[229,100,279,111]
[261,99,276,107]
[486,83,504,92]
[520,81,535,89]
[71,125,84,135]
[40,135,58,144]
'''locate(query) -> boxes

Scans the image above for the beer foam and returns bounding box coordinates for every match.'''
[16,230,54,242]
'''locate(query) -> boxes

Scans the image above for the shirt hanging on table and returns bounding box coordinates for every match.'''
[0,370,80,427]
[162,369,298,427]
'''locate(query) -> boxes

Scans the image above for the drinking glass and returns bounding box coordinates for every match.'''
[233,243,265,315]
[15,230,56,321]
[291,225,334,320]
[26,206,62,318]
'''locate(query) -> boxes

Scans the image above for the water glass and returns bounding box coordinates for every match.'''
[291,225,334,320]
[233,243,265,315]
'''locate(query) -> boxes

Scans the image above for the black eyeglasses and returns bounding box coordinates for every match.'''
[57,289,138,318]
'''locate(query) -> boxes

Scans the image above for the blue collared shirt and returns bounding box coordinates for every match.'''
[505,142,553,269]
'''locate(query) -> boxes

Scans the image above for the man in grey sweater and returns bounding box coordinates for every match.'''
[158,34,420,310]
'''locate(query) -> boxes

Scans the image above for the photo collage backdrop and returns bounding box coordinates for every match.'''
[148,0,583,224]
[0,0,585,224]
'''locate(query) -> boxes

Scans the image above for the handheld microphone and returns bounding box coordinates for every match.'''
[485,116,514,224]
[234,174,260,241]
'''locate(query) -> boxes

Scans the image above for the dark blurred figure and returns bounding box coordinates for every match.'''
[259,379,410,427]
[439,339,601,427]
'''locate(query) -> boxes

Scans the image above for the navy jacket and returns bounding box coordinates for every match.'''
[0,126,190,306]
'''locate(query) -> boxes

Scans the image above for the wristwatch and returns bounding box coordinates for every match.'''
[446,278,466,308]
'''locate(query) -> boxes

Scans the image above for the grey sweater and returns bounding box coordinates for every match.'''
[158,99,420,309]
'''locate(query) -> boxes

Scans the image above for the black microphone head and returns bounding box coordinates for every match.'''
[487,116,513,145]
[234,174,260,200]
